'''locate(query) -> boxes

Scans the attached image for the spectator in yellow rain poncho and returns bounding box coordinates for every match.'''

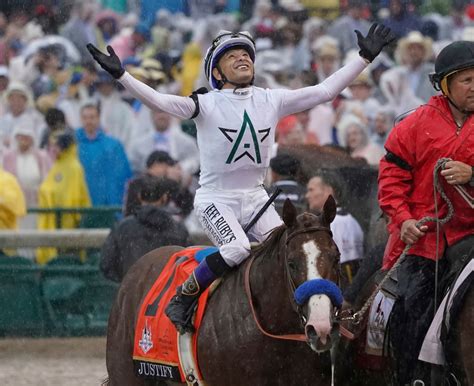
[0,167,26,255]
[174,42,202,96]
[37,130,91,264]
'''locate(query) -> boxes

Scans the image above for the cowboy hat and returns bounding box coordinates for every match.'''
[349,71,374,88]
[396,31,433,62]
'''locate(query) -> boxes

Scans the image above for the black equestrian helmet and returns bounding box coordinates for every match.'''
[430,41,474,91]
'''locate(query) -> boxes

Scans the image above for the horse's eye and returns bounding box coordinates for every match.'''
[288,260,297,271]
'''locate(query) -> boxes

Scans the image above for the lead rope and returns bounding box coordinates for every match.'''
[433,159,441,315]
[341,158,455,325]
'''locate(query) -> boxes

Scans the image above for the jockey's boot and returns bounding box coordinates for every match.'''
[165,251,230,334]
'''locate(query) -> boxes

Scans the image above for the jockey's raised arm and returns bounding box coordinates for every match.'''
[87,24,395,335]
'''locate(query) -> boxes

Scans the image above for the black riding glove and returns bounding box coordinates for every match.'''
[355,23,396,63]
[86,44,125,79]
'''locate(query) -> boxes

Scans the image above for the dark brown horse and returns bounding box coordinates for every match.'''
[457,281,474,384]
[444,266,473,385]
[278,144,383,248]
[335,260,474,386]
[334,269,392,386]
[105,198,342,385]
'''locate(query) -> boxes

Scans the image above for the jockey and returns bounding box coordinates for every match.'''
[378,40,474,385]
[87,25,395,334]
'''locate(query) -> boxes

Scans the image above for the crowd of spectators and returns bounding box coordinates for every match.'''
[0,0,473,264]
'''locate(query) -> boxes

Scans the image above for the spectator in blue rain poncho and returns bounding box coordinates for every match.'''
[76,103,132,206]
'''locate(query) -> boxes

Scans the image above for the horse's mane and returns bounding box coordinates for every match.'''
[251,223,287,260]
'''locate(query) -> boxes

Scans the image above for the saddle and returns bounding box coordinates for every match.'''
[377,267,399,299]
[132,247,218,385]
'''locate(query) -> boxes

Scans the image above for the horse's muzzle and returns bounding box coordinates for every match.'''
[304,294,333,352]
[305,325,332,352]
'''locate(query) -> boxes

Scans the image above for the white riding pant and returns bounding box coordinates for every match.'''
[194,186,283,267]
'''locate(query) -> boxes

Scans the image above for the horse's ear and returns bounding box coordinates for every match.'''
[282,199,297,228]
[322,195,336,226]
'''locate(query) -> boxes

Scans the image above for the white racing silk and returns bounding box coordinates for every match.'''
[119,56,367,190]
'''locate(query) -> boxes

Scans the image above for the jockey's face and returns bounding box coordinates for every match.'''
[448,67,474,113]
[213,48,254,88]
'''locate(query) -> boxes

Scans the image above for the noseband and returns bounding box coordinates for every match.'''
[284,226,334,315]
[244,225,336,342]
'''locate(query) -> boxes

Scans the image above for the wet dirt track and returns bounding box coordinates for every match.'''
[0,337,107,386]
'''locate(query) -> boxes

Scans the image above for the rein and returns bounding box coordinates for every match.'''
[244,226,333,342]
[337,158,455,325]
[453,185,473,209]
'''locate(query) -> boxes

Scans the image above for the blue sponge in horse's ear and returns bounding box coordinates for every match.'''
[294,279,343,308]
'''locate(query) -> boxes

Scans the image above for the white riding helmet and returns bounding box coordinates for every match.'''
[204,30,256,89]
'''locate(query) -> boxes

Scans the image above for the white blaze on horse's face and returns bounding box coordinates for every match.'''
[302,240,332,351]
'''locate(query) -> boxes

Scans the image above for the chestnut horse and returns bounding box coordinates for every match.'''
[105,198,342,386]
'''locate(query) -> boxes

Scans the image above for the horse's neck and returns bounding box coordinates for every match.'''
[247,247,301,333]
[250,251,287,294]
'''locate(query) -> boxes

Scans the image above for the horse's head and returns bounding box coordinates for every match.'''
[282,196,341,353]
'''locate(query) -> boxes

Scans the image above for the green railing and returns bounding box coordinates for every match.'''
[0,254,118,337]
[28,206,122,229]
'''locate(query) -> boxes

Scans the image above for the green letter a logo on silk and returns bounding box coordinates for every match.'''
[219,110,270,164]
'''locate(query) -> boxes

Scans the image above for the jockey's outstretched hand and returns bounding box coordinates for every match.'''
[400,219,428,245]
[355,23,396,63]
[440,160,473,185]
[86,44,124,79]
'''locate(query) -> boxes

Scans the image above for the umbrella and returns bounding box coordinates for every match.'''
[22,35,81,63]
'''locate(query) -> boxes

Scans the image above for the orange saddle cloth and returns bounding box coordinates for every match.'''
[132,246,214,382]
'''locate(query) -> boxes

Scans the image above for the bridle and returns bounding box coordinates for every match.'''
[244,225,338,342]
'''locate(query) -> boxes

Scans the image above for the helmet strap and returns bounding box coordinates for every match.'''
[440,74,473,116]
[215,65,254,91]
[433,73,474,116]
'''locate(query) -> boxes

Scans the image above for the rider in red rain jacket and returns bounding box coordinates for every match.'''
[379,95,474,270]
[378,40,474,386]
